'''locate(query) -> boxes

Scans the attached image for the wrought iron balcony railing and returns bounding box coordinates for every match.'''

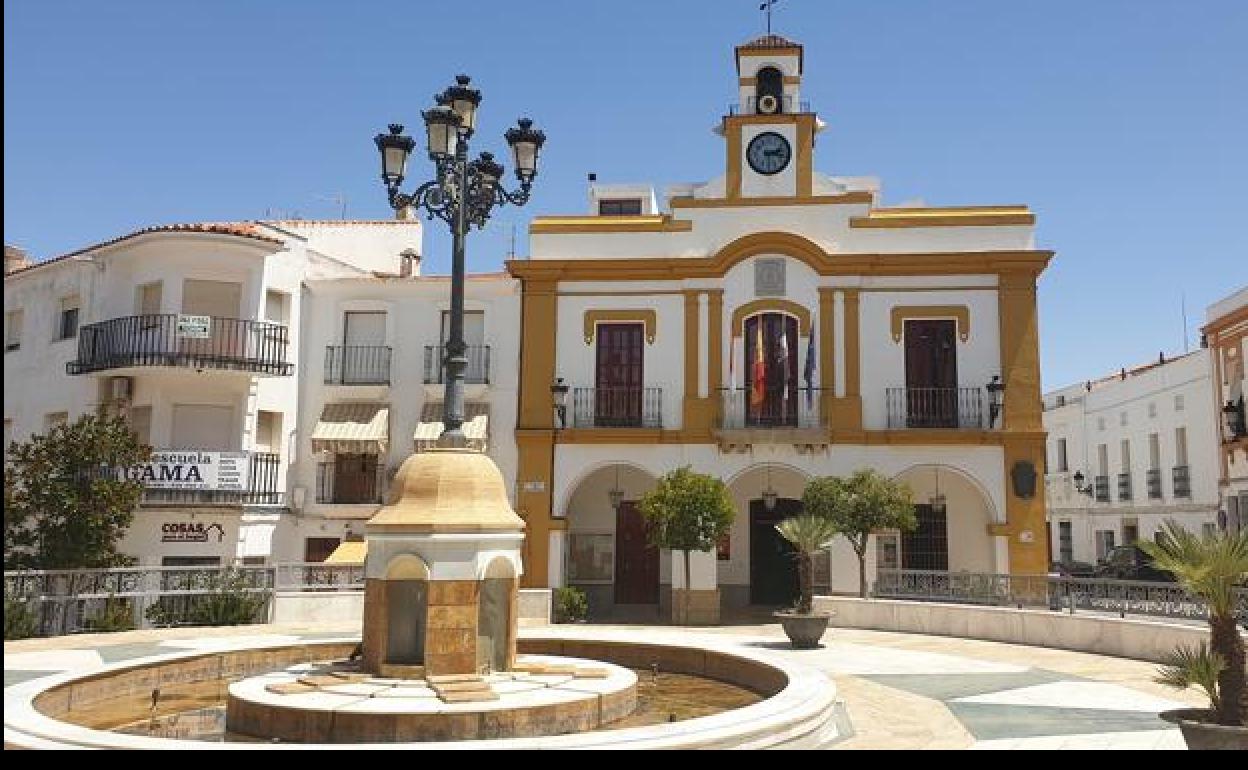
[315,460,386,505]
[1172,465,1191,499]
[324,345,391,385]
[571,386,663,429]
[716,386,827,430]
[885,387,984,429]
[727,96,812,115]
[1146,468,1162,500]
[1094,475,1111,503]
[1117,472,1133,502]
[423,344,490,385]
[66,314,293,376]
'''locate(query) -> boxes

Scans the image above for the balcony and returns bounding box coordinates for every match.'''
[886,387,984,429]
[1146,468,1162,499]
[324,346,391,385]
[67,314,293,376]
[1094,475,1110,503]
[727,96,812,115]
[1117,473,1133,502]
[718,386,826,430]
[113,450,282,506]
[1172,465,1191,499]
[423,345,490,385]
[316,460,386,505]
[570,387,663,429]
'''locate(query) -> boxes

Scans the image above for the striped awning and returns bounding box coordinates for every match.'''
[324,540,367,564]
[414,402,489,451]
[311,403,389,455]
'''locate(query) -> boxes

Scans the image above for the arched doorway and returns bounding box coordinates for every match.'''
[750,497,801,605]
[478,557,515,673]
[890,465,1000,574]
[725,464,811,607]
[383,554,429,665]
[563,463,659,612]
[744,313,800,427]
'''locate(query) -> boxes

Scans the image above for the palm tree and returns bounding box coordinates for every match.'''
[775,514,839,615]
[1138,522,1248,726]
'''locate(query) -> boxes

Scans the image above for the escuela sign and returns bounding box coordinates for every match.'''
[130,450,250,491]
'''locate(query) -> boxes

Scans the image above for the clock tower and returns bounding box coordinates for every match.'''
[724,34,820,200]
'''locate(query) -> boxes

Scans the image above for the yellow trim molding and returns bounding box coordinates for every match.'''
[737,75,803,86]
[669,192,873,209]
[583,309,657,344]
[851,206,1035,228]
[530,215,692,234]
[891,305,971,342]
[731,299,812,337]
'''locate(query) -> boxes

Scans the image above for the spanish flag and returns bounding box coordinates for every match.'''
[750,321,766,408]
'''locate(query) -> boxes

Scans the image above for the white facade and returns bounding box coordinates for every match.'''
[3,221,422,566]
[1043,351,1221,565]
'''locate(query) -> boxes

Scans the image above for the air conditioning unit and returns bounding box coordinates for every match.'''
[110,376,134,402]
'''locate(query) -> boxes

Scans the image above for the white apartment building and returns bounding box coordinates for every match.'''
[7,219,510,567]
[1043,351,1221,565]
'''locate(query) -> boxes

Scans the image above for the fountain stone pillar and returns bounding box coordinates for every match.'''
[361,448,525,678]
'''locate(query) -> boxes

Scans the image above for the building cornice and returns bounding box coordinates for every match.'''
[850,206,1036,229]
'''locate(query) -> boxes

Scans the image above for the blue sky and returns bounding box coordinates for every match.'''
[4,1,1246,390]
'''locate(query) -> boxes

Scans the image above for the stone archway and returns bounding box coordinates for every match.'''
[892,464,1000,574]
[563,463,659,613]
[478,557,516,673]
[725,464,812,608]
[383,554,429,666]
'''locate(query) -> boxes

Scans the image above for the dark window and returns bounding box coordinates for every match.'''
[1058,521,1073,564]
[743,313,799,427]
[1057,438,1068,472]
[901,504,948,571]
[161,556,221,567]
[304,537,341,563]
[594,323,644,426]
[58,307,79,340]
[598,199,642,216]
[755,67,784,113]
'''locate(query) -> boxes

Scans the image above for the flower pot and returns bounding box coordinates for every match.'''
[1160,709,1248,750]
[774,611,831,649]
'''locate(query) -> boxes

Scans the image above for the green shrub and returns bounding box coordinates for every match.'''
[554,586,588,623]
[82,595,136,633]
[144,569,269,628]
[4,594,41,640]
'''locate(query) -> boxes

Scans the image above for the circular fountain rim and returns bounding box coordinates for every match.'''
[4,629,839,750]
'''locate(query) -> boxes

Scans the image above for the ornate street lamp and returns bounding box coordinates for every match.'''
[761,465,778,512]
[608,465,625,512]
[374,76,545,447]
[551,378,570,429]
[986,375,1005,428]
[1072,470,1094,498]
[1223,399,1246,440]
[929,467,946,515]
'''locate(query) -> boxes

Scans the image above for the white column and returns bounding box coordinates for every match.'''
[994,536,1010,573]
[547,530,567,588]
[698,292,709,399]
[833,290,846,397]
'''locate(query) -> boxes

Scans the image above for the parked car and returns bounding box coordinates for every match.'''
[1049,560,1098,578]
[1094,545,1175,581]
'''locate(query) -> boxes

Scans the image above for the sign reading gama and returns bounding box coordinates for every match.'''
[130,450,250,491]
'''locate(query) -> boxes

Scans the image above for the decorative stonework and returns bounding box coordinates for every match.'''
[889,305,971,343]
[754,257,786,296]
[731,298,812,337]
[582,309,657,344]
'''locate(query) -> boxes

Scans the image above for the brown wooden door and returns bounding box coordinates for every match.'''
[903,319,958,427]
[304,537,341,563]
[614,501,659,604]
[333,453,378,504]
[595,323,644,426]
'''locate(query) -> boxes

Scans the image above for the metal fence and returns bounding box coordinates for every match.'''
[324,345,391,385]
[885,386,984,429]
[873,569,1248,623]
[423,344,490,384]
[66,314,293,376]
[571,386,663,428]
[717,386,827,430]
[4,562,365,638]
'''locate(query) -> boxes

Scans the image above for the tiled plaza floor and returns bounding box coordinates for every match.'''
[4,620,1204,749]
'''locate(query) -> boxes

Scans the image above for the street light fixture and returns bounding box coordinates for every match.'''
[986,375,1005,428]
[374,76,545,447]
[1223,399,1246,440]
[1072,470,1094,498]
[551,378,570,429]
[761,465,778,512]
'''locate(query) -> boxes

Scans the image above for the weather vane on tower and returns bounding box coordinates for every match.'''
[760,0,782,36]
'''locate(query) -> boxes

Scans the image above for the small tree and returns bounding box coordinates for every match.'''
[1139,522,1247,726]
[803,470,916,598]
[776,515,839,614]
[4,413,149,570]
[638,467,735,597]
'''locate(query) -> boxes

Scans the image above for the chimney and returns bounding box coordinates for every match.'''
[5,245,31,275]
[1159,351,1166,365]
[399,248,420,278]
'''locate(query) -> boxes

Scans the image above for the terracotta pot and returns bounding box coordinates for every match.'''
[1160,709,1248,750]
[774,611,831,649]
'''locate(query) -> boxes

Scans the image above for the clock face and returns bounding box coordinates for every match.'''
[746,131,792,176]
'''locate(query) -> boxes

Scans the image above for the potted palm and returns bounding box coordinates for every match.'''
[1139,522,1247,749]
[774,514,839,648]
[804,470,916,598]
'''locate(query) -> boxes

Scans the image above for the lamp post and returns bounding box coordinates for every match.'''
[374,76,545,447]
[986,375,1005,429]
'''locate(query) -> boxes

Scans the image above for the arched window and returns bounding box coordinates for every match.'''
[755,67,784,114]
[743,313,799,426]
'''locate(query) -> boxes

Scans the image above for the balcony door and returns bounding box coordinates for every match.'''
[182,279,243,358]
[342,311,386,383]
[594,323,643,427]
[743,313,798,427]
[614,501,658,604]
[903,319,958,427]
[333,453,379,504]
